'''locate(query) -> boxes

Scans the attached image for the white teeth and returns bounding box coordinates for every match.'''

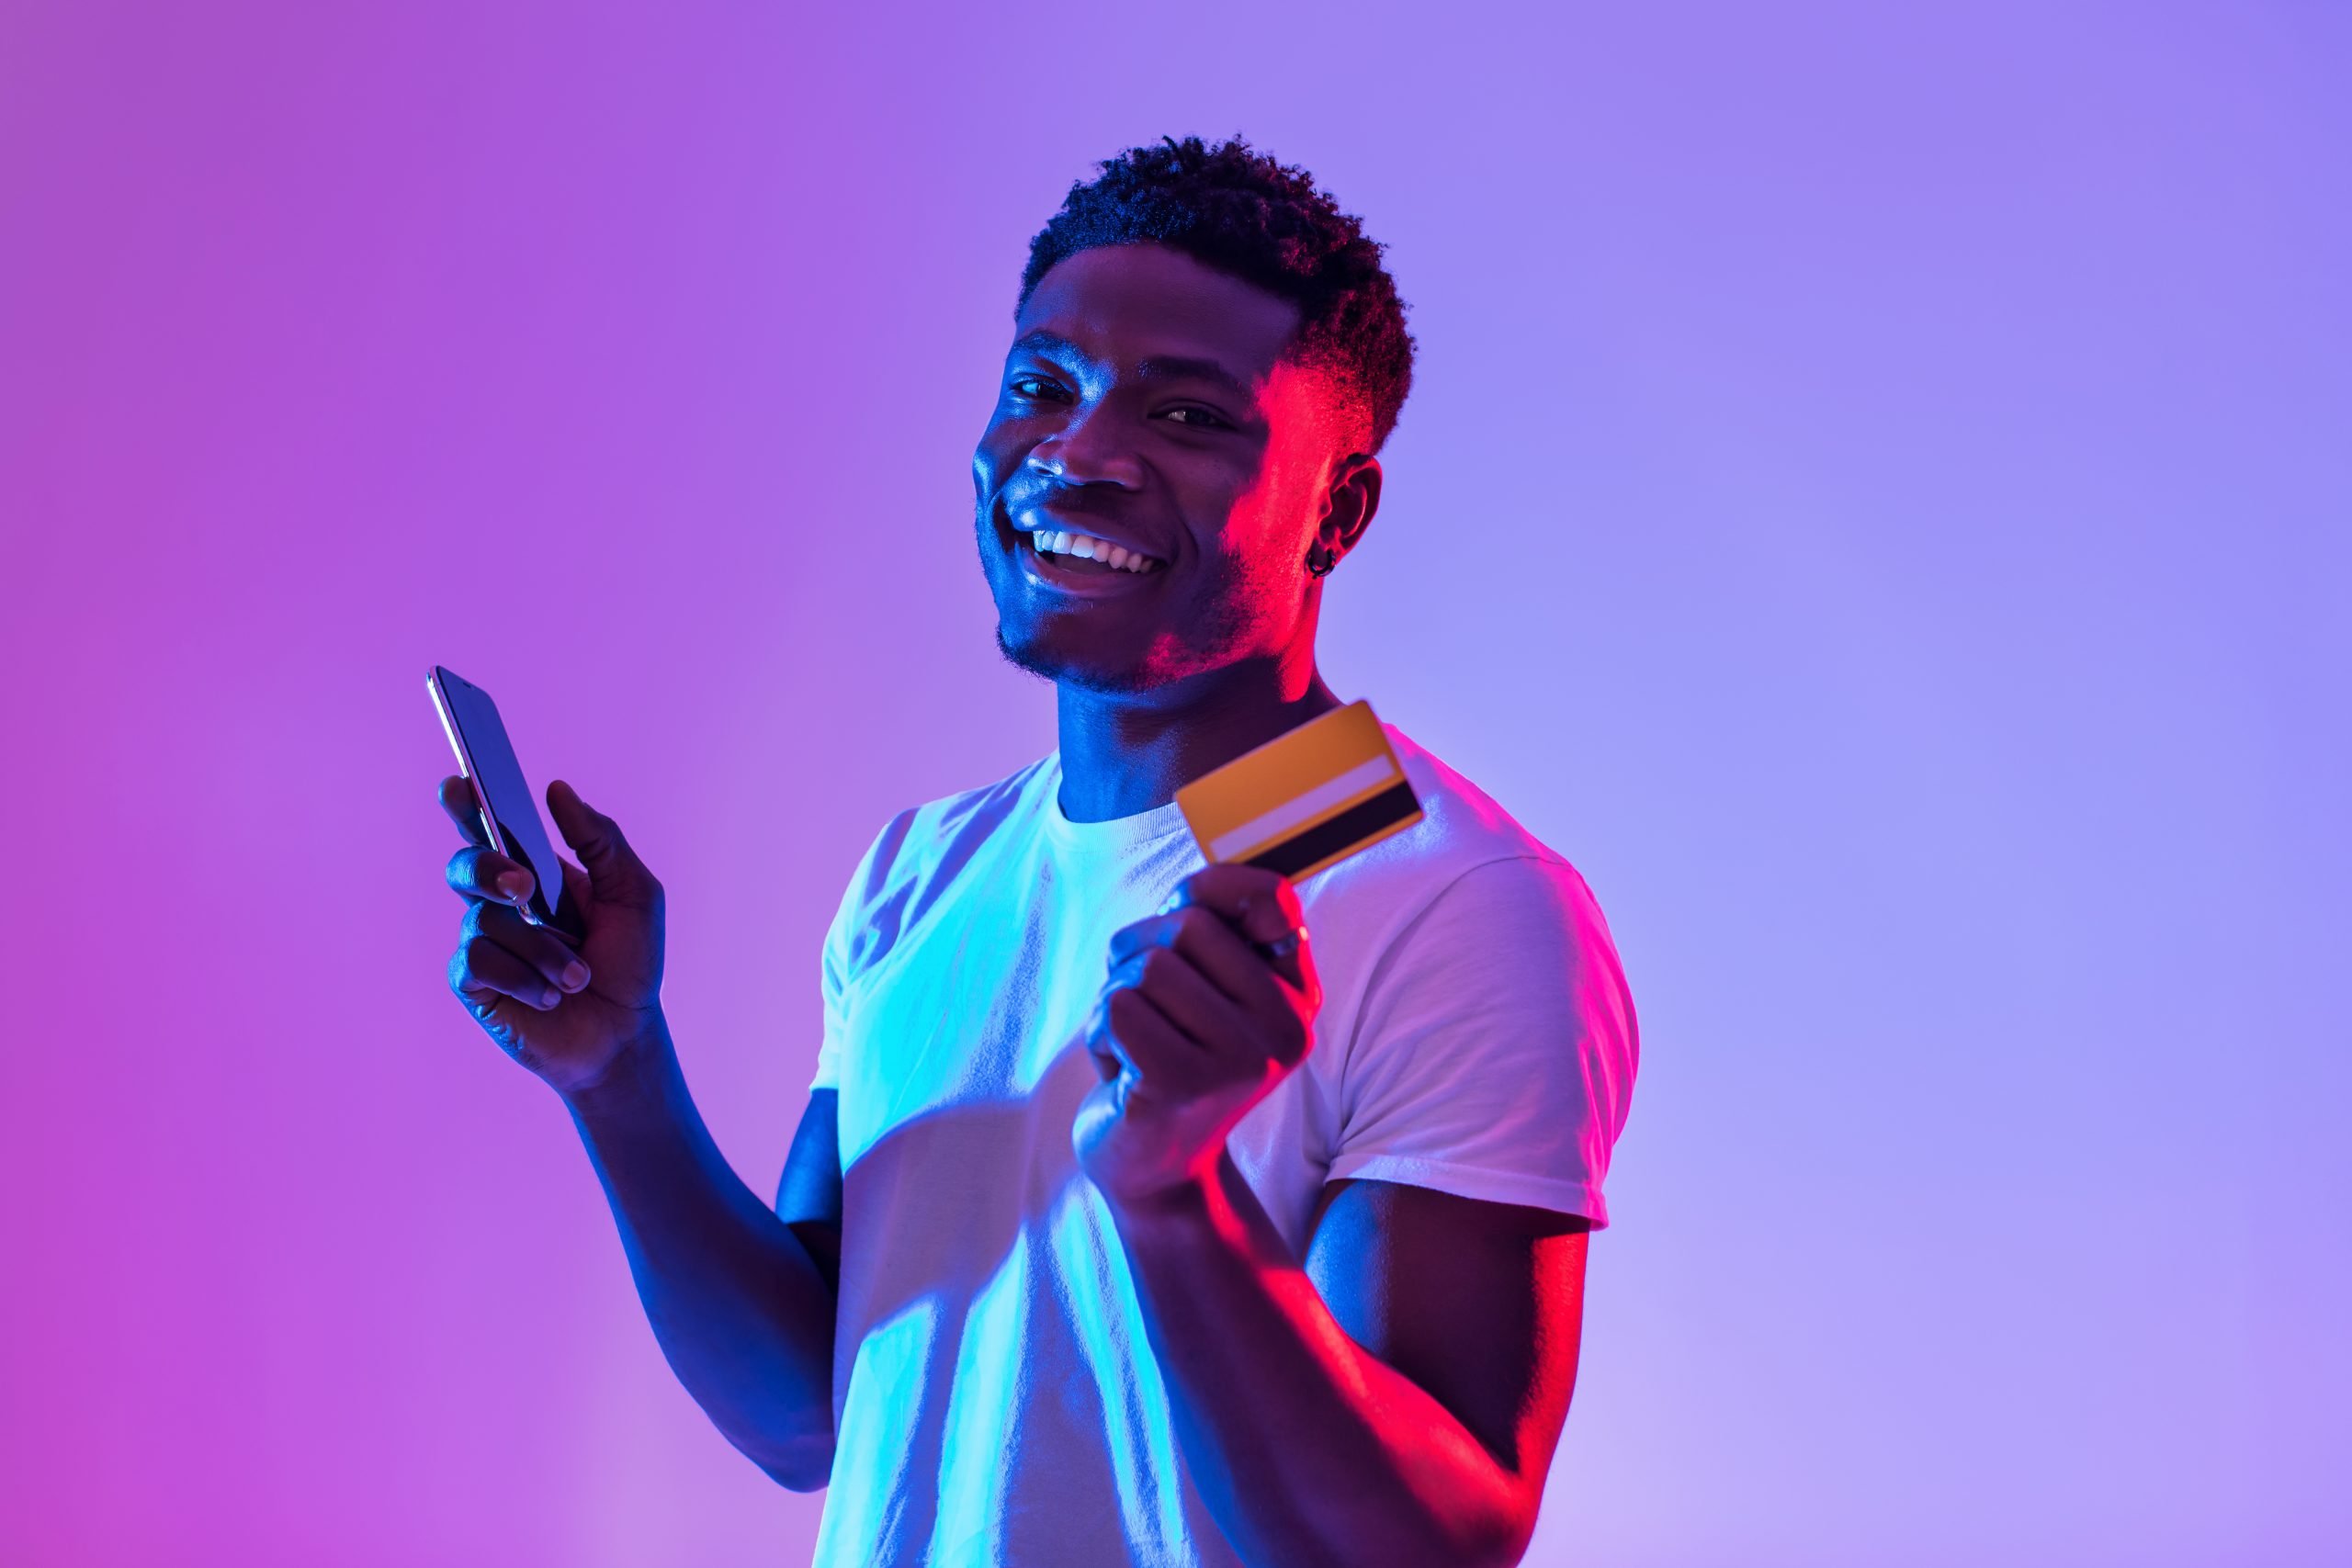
[1028,527,1159,573]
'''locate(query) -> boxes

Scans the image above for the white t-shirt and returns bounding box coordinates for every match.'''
[803,724,1638,1567]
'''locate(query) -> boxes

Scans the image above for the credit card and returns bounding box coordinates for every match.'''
[1176,700,1423,882]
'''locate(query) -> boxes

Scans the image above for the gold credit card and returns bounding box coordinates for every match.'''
[1176,700,1424,882]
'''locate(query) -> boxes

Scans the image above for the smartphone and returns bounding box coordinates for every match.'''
[427,665,588,943]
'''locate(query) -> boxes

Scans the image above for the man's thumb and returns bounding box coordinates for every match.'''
[547,779,654,900]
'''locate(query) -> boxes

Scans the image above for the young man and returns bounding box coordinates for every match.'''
[439,137,1638,1567]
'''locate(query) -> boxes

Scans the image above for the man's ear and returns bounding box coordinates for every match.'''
[1316,453,1383,563]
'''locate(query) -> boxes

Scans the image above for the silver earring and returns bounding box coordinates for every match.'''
[1305,543,1338,577]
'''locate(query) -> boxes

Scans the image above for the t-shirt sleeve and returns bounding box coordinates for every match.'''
[808,887,854,1092]
[1326,854,1639,1226]
[808,811,910,1092]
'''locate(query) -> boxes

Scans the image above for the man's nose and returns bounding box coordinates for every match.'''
[1026,409,1144,490]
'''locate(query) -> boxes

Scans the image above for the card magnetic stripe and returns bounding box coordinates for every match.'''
[1238,781,1422,878]
[1207,752,1399,860]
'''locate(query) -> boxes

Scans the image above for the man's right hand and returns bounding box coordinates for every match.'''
[440,775,666,1096]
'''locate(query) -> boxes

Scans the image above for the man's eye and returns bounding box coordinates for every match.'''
[1160,406,1230,430]
[1010,375,1070,401]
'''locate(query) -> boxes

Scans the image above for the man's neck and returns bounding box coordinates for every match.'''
[1053,644,1340,823]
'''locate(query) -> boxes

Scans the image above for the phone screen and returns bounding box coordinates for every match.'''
[427,666,585,942]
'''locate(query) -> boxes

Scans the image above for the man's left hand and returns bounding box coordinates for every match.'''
[1074,863,1322,1208]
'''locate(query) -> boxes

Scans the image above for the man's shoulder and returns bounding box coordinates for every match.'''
[823,755,1055,968]
[1343,726,1582,889]
[1315,729,1634,1099]
[844,753,1056,894]
[1292,723,1620,971]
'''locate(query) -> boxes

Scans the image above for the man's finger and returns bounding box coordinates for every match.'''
[558,856,594,923]
[1097,986,1204,1097]
[451,933,563,1011]
[447,844,535,908]
[547,779,658,908]
[1177,905,1301,1008]
[438,775,492,847]
[1113,945,1250,1063]
[1166,867,1313,994]
[1107,911,1172,968]
[1085,992,1142,1085]
[465,900,592,993]
[1169,863,1306,948]
[1118,904,1294,1016]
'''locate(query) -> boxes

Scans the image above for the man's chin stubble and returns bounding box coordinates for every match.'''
[992,625,1160,696]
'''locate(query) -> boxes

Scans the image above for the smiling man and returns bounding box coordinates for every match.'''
[438,137,1637,1567]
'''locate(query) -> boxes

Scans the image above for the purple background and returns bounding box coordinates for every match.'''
[4,4,2346,1563]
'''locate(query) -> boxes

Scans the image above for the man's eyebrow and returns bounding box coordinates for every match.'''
[1133,355,1258,402]
[1011,329,1080,358]
[1009,331,1259,403]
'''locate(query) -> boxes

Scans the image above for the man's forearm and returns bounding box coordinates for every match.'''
[564,1019,836,1489]
[1105,1156,1530,1568]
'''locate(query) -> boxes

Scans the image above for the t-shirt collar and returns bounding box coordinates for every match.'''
[1038,752,1193,859]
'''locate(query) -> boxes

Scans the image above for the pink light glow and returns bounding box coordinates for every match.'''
[2,4,2346,1563]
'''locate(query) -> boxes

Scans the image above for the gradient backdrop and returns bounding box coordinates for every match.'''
[4,4,2346,1564]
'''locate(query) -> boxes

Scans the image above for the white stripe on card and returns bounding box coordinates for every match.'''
[1208,753,1399,862]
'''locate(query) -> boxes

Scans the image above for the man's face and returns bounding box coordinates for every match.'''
[974,243,1351,694]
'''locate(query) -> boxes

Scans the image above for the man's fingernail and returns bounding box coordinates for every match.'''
[559,961,591,992]
[540,987,562,1010]
[497,871,533,904]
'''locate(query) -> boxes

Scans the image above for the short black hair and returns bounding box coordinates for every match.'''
[1019,135,1415,453]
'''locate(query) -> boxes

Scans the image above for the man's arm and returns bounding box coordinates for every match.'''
[1109,1165,1586,1568]
[1077,862,1596,1566]
[566,1057,842,1491]
[435,774,840,1491]
[775,1087,845,1294]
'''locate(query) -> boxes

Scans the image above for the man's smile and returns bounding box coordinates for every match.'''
[1023,525,1161,574]
[996,498,1170,597]
[1011,525,1169,595]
